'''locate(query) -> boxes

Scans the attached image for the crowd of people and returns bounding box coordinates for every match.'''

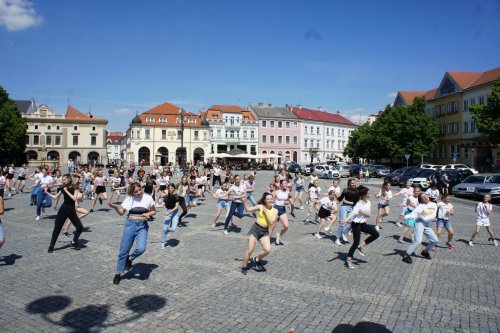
[0,162,497,284]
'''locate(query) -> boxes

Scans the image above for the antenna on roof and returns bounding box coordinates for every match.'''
[67,98,70,106]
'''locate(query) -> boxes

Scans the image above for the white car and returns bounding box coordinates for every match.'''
[420,164,443,170]
[442,164,478,174]
[314,165,340,179]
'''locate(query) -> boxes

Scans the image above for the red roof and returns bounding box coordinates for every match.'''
[143,102,185,115]
[423,88,438,100]
[398,91,427,104]
[65,105,107,122]
[291,107,356,126]
[466,67,500,89]
[108,131,124,137]
[208,105,247,113]
[137,102,201,127]
[448,72,483,89]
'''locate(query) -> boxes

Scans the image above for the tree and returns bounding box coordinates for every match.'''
[344,97,439,164]
[0,86,27,161]
[470,78,500,144]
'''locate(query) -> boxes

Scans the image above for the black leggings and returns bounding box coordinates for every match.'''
[212,175,221,187]
[178,196,188,222]
[50,206,84,247]
[347,223,379,258]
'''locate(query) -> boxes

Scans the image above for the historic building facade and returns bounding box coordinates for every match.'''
[18,101,108,166]
[106,131,125,165]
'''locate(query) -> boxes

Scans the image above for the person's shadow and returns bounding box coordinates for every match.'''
[122,263,159,281]
[0,253,22,265]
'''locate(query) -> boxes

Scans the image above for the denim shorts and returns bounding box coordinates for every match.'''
[274,205,287,217]
[437,218,452,229]
[0,219,4,239]
[295,188,303,193]
[378,203,389,209]
[217,200,229,209]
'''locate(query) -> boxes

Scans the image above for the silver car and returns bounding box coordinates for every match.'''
[337,165,350,178]
[451,174,492,197]
[314,165,340,179]
[474,174,500,200]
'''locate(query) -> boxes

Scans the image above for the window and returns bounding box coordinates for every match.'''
[47,125,51,130]
[242,130,247,139]
[217,129,221,138]
[470,98,476,106]
[230,130,235,138]
[285,136,290,144]
[33,135,39,145]
[91,136,97,146]
[55,135,61,145]
[453,122,459,134]
[293,136,298,144]
[92,126,96,131]
[447,123,453,135]
[74,126,78,130]
[262,135,267,143]
[194,130,199,140]
[270,136,275,144]
[278,121,283,128]
[453,101,458,113]
[463,100,469,112]
[145,129,150,139]
[338,129,341,136]
[262,120,267,127]
[177,131,183,139]
[73,135,78,145]
[162,130,166,139]
[136,130,140,139]
[316,141,319,148]
[56,125,60,130]
[250,131,255,139]
[305,126,308,134]
[316,127,320,135]
[204,132,208,140]
[304,139,308,148]
[327,128,330,135]
[440,124,446,135]
[326,140,329,149]
[471,121,475,133]
[25,135,29,145]
[270,120,275,128]
[46,135,52,145]
[278,136,282,144]
[463,121,469,133]
[479,96,485,105]
[286,121,290,128]
[464,148,469,158]
[293,121,297,129]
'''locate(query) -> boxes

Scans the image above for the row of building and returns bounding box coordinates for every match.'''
[392,66,500,169]
[16,100,357,166]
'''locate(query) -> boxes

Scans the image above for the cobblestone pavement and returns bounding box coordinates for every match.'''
[0,171,499,332]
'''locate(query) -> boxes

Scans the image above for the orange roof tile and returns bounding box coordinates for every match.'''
[208,105,247,113]
[466,67,500,89]
[423,88,438,100]
[398,91,427,104]
[65,105,89,119]
[143,102,185,115]
[291,107,356,126]
[448,72,483,89]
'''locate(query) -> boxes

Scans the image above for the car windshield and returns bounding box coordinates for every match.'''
[486,175,500,183]
[392,168,406,175]
[417,170,435,177]
[463,176,485,183]
[404,169,421,177]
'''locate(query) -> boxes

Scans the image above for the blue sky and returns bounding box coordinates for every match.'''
[1,0,499,131]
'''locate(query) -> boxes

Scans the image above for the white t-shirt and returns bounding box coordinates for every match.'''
[38,174,54,188]
[0,176,5,188]
[398,187,414,206]
[406,196,418,211]
[425,188,439,200]
[215,188,228,201]
[437,202,453,220]
[406,202,437,223]
[294,178,305,189]
[244,180,255,192]
[377,190,393,205]
[327,186,341,199]
[320,196,336,210]
[275,190,289,206]
[213,167,221,177]
[229,183,247,203]
[309,186,320,200]
[83,172,92,181]
[121,194,155,211]
[477,202,492,219]
[350,200,371,223]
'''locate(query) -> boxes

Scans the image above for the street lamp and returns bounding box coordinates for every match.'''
[179,108,186,170]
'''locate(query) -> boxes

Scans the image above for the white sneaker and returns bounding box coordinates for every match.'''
[223,230,229,235]
[335,239,342,246]
[300,206,304,210]
[396,222,402,228]
[468,240,473,247]
[375,225,380,231]
[314,233,324,239]
[35,216,40,221]
[275,234,281,245]
[7,193,11,197]
[493,239,498,247]
[341,234,349,243]
[161,242,166,249]
[323,227,330,233]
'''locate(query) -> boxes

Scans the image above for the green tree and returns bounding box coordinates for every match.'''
[0,86,27,160]
[470,78,500,144]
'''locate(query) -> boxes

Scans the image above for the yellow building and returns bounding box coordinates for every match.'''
[125,102,210,166]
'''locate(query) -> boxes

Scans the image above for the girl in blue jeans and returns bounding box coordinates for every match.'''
[108,182,156,285]
[158,184,180,249]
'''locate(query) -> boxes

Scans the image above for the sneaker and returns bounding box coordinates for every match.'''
[113,274,121,285]
[398,238,407,244]
[468,240,473,247]
[300,206,304,210]
[125,256,132,271]
[323,227,330,233]
[99,198,103,205]
[211,224,216,230]
[357,246,365,256]
[304,219,309,225]
[223,230,229,235]
[48,246,54,253]
[402,255,413,264]
[230,223,238,229]
[275,234,281,245]
[421,250,431,260]
[252,257,265,271]
[447,242,457,250]
[70,241,80,250]
[341,234,349,243]
[161,242,166,249]
[30,202,34,206]
[7,193,11,197]
[494,239,499,247]
[375,225,380,231]
[314,233,324,240]
[396,222,402,228]
[290,211,295,218]
[335,239,342,246]
[90,209,94,213]
[35,216,40,221]
[241,267,249,275]
[345,261,355,269]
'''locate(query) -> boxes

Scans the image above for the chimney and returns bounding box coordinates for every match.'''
[258,102,264,107]
[318,107,323,111]
[297,104,302,109]
[285,104,290,108]
[336,110,340,114]
[268,103,272,107]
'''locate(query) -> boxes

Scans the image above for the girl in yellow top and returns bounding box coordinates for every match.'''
[241,192,278,274]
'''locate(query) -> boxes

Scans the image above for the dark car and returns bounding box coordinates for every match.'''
[397,168,423,187]
[349,164,362,177]
[369,165,390,178]
[443,169,474,189]
[385,167,410,186]
[287,162,301,173]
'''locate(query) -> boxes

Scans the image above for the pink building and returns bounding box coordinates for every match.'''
[249,103,302,164]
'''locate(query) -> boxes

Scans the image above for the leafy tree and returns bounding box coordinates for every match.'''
[344,97,439,163]
[470,78,500,144]
[0,86,27,160]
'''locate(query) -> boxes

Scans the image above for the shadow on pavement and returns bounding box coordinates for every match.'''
[0,253,23,265]
[122,263,159,281]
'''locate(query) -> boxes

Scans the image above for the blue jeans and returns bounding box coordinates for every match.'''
[36,187,52,216]
[83,179,91,193]
[224,202,244,230]
[336,205,353,238]
[161,211,180,244]
[116,218,149,273]
[247,192,257,206]
[30,186,40,204]
[406,220,438,255]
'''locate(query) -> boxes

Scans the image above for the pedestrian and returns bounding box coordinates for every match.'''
[108,182,156,285]
[315,190,337,239]
[334,178,359,245]
[240,193,278,274]
[394,181,414,227]
[342,186,379,269]
[45,174,84,253]
[397,186,420,244]
[35,167,54,221]
[402,192,439,264]
[273,162,278,176]
[90,169,108,212]
[269,180,290,245]
[323,178,341,233]
[292,172,305,210]
[16,163,28,193]
[436,194,456,249]
[364,168,370,183]
[212,164,222,187]
[158,183,180,249]
[223,175,247,235]
[375,181,392,230]
[304,179,321,225]
[468,194,497,247]
[425,183,440,203]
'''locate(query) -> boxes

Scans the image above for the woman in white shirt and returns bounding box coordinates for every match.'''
[342,186,380,269]
[305,180,321,225]
[269,180,290,246]
[292,172,305,210]
[375,181,392,230]
[315,190,337,239]
[402,193,439,264]
[468,194,497,247]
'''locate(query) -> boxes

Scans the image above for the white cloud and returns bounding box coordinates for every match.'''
[0,0,43,32]
[340,108,370,125]
[386,92,397,99]
[112,108,132,115]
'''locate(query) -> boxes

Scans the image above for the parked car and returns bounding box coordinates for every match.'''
[474,173,500,200]
[411,169,437,189]
[349,164,363,177]
[420,164,443,170]
[442,169,474,189]
[314,165,340,179]
[301,164,315,176]
[369,165,390,178]
[337,164,351,178]
[442,164,478,174]
[398,168,423,187]
[384,167,410,185]
[287,162,302,173]
[452,174,493,197]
